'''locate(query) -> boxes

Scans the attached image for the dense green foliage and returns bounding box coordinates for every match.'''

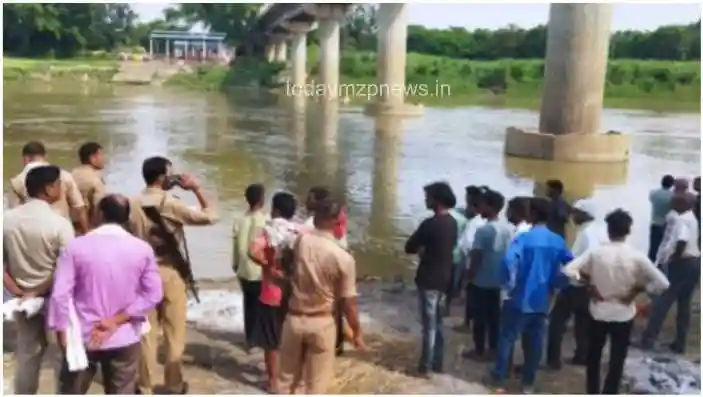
[334,52,700,103]
[3,57,120,81]
[337,6,701,61]
[159,4,261,47]
[3,4,184,58]
[404,22,701,61]
[5,3,700,62]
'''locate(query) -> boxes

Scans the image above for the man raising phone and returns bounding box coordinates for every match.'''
[128,156,219,395]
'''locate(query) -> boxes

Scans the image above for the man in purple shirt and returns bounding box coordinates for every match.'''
[47,194,163,394]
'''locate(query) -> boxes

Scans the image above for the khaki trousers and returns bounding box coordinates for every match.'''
[138,265,188,394]
[13,312,61,394]
[277,315,337,394]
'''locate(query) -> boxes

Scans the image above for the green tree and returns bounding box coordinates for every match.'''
[163,4,260,46]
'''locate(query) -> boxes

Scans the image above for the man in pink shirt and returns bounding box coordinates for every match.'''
[47,194,163,394]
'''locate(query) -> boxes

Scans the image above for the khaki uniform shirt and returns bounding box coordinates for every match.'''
[232,209,269,281]
[288,230,357,315]
[127,187,218,265]
[8,161,85,220]
[4,199,75,289]
[71,165,107,224]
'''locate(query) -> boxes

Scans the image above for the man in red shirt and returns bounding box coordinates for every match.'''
[249,192,304,392]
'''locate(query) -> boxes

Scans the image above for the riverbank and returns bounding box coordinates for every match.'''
[163,51,700,112]
[7,54,699,112]
[3,57,120,82]
[3,280,699,394]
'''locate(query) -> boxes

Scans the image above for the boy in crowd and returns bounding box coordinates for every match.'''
[503,196,532,373]
[563,209,668,394]
[489,198,573,393]
[405,182,458,377]
[456,187,487,331]
[648,175,675,262]
[547,200,608,369]
[249,192,303,392]
[233,184,269,349]
[464,189,513,361]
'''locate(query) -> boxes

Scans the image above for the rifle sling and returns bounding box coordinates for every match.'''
[141,198,192,282]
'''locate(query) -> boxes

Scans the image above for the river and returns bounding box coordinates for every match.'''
[3,82,700,280]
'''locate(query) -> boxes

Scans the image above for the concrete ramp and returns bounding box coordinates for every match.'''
[112,61,179,85]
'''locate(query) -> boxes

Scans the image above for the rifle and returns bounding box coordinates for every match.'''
[141,206,201,303]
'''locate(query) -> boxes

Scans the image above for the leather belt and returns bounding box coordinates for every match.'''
[287,309,333,317]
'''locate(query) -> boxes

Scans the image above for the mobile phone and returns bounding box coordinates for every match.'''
[163,174,183,190]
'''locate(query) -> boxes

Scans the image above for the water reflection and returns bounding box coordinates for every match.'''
[504,157,629,201]
[504,156,629,244]
[3,82,700,280]
[369,116,402,242]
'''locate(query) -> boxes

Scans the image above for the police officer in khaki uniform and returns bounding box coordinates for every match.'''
[277,199,366,394]
[4,165,75,394]
[9,141,89,233]
[71,142,107,230]
[128,156,218,395]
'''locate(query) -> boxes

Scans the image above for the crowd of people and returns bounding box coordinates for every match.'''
[3,139,700,395]
[3,141,363,395]
[403,176,700,394]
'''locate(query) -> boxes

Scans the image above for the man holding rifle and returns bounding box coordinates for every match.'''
[128,156,218,395]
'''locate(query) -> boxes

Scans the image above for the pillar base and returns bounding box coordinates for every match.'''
[503,127,630,162]
[363,102,424,118]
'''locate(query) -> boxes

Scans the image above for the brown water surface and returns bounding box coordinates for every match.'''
[3,82,700,279]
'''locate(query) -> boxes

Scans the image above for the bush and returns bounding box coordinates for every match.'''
[328,51,700,101]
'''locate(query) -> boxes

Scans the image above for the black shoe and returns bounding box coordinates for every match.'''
[669,343,685,354]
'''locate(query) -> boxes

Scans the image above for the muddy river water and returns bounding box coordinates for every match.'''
[3,82,700,280]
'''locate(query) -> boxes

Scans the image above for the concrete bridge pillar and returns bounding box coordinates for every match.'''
[291,33,307,88]
[504,3,629,162]
[364,4,423,117]
[315,5,346,100]
[274,41,288,63]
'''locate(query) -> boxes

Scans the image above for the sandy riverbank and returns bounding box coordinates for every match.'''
[3,280,700,394]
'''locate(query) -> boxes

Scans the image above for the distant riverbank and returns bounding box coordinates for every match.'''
[3,57,120,82]
[7,53,700,112]
[165,50,701,112]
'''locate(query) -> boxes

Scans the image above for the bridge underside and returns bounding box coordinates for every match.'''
[242,4,314,52]
[240,4,352,56]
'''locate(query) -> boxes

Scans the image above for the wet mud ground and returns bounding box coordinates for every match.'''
[3,280,700,394]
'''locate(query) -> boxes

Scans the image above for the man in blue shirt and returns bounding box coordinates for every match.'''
[464,190,513,360]
[488,198,573,393]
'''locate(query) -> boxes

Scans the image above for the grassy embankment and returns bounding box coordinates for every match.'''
[166,47,701,112]
[3,57,120,82]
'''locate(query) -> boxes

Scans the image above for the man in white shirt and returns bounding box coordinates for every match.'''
[563,209,669,394]
[640,194,701,353]
[456,190,486,330]
[547,200,608,369]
